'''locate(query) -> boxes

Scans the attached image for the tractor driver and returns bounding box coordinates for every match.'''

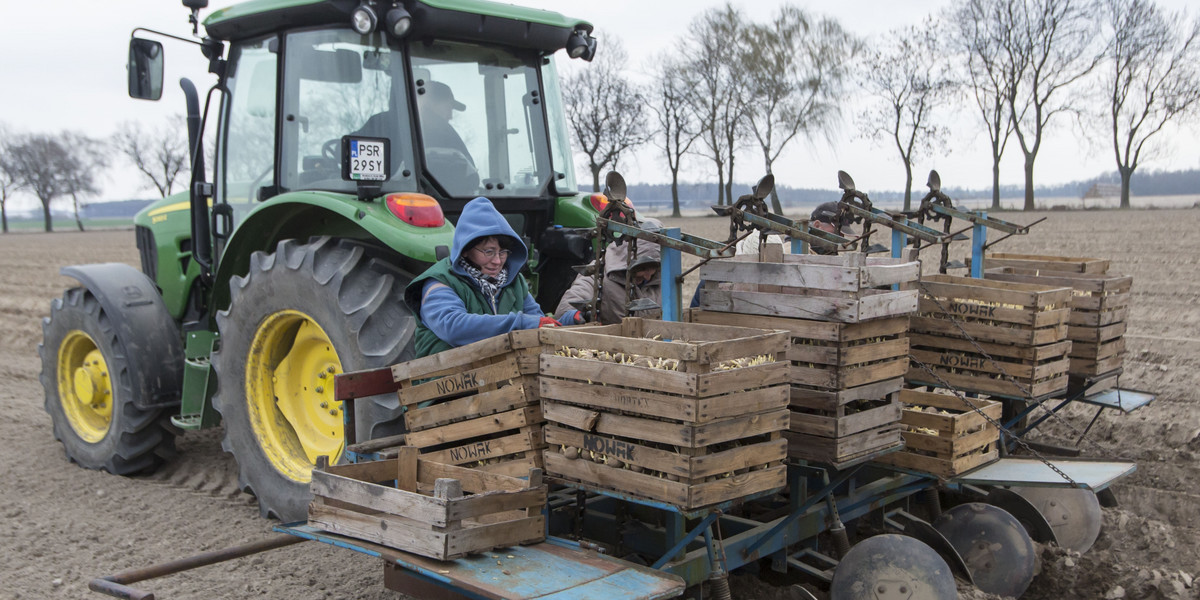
[417,81,478,193]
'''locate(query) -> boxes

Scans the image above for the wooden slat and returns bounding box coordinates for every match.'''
[697,362,789,397]
[985,253,1109,274]
[418,460,531,493]
[908,334,1071,362]
[538,327,698,361]
[789,357,908,390]
[784,425,902,464]
[391,333,516,383]
[917,297,1069,328]
[1068,321,1127,343]
[1069,306,1127,327]
[444,516,545,556]
[920,274,1066,308]
[789,378,904,411]
[309,499,447,558]
[910,316,1068,346]
[1069,337,1125,360]
[861,262,922,288]
[419,430,540,466]
[404,406,541,450]
[700,260,864,292]
[398,358,523,406]
[539,354,698,396]
[310,469,446,525]
[544,400,788,448]
[789,398,901,437]
[906,366,1069,399]
[985,269,1131,295]
[701,288,917,323]
[404,383,532,431]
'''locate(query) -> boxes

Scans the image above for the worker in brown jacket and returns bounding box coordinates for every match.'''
[554,221,662,325]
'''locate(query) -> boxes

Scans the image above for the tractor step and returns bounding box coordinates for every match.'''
[170,414,204,430]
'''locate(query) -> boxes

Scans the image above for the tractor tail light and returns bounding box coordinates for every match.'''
[385,193,445,227]
[589,193,607,213]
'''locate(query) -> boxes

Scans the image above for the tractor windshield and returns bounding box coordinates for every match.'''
[219,28,565,208]
[410,41,554,198]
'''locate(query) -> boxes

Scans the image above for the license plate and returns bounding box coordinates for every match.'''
[342,136,389,182]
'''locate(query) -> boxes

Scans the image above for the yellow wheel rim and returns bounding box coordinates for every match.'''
[245,310,344,483]
[57,330,114,443]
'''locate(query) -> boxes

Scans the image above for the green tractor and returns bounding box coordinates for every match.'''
[39,0,601,522]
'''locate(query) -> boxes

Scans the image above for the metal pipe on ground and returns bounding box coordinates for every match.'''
[88,533,306,600]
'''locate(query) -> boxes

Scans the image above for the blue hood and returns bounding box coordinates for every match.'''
[450,197,528,282]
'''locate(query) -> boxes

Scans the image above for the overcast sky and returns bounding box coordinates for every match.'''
[1,0,1197,208]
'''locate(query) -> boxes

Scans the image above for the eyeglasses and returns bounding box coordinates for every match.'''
[472,247,510,260]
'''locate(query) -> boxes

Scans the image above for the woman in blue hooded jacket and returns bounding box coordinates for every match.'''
[404,197,569,357]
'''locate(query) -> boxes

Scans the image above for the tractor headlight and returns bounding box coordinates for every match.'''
[385,6,412,38]
[566,29,597,61]
[351,4,378,35]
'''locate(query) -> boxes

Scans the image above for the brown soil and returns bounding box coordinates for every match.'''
[3,208,1198,599]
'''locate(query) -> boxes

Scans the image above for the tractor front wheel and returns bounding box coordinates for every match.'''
[39,288,177,474]
[212,237,415,521]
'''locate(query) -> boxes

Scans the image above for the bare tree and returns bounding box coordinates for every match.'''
[682,5,749,205]
[1004,0,1104,210]
[857,22,957,211]
[5,133,68,231]
[953,0,1018,210]
[648,56,701,217]
[563,38,650,192]
[1103,0,1200,208]
[0,125,22,233]
[742,6,857,214]
[112,117,189,197]
[61,133,109,231]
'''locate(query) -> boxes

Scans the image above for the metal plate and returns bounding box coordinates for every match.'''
[279,525,684,600]
[950,458,1135,491]
[1077,389,1155,413]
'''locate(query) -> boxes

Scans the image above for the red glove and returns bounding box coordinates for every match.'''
[538,316,560,328]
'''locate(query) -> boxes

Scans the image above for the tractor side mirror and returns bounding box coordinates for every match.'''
[128,38,164,101]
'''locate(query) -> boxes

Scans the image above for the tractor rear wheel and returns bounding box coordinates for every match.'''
[212,237,415,521]
[39,288,177,473]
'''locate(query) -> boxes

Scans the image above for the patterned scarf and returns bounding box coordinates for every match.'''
[458,257,508,313]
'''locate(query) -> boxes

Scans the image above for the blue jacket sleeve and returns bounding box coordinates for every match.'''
[419,282,542,347]
[522,293,544,317]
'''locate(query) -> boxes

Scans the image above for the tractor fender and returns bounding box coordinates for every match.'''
[60,263,184,409]
[210,195,453,313]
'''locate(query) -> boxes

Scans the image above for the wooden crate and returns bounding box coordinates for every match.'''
[538,318,790,510]
[394,330,546,477]
[696,252,920,323]
[689,311,910,391]
[308,449,545,561]
[874,389,1001,478]
[985,267,1131,381]
[908,275,1072,399]
[984,252,1110,274]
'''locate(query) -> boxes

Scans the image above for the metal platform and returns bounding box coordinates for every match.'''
[279,525,683,600]
[1075,388,1155,413]
[949,457,1136,492]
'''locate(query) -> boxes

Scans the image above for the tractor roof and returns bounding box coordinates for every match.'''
[204,0,592,53]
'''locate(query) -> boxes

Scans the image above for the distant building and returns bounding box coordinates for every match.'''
[1082,183,1121,199]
